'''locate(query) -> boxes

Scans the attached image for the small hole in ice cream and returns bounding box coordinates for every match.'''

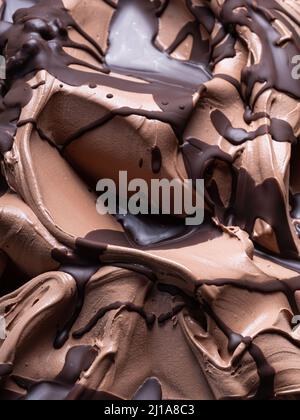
[106,93,114,99]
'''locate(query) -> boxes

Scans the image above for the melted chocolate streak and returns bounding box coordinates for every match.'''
[73,301,156,339]
[14,345,99,400]
[53,263,101,349]
[158,284,276,400]
[221,0,300,102]
[59,234,300,400]
[0,0,300,401]
[8,346,162,400]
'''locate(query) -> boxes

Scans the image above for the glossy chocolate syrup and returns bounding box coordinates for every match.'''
[0,0,299,401]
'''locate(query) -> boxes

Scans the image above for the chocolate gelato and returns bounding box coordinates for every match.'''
[0,0,300,400]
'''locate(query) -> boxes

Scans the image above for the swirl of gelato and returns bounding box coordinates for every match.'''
[0,0,299,400]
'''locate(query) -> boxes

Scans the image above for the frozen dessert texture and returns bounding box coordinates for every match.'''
[0,0,299,400]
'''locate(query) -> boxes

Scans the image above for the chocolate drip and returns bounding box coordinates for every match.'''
[151,146,162,174]
[249,344,275,400]
[160,284,276,400]
[211,110,297,145]
[116,213,195,247]
[30,80,46,90]
[0,0,107,155]
[62,105,194,147]
[0,175,8,197]
[0,0,212,156]
[158,304,186,324]
[52,251,101,349]
[214,74,243,99]
[133,378,162,400]
[182,138,235,185]
[17,118,53,143]
[1,0,38,23]
[221,0,300,103]
[243,108,269,124]
[198,276,300,316]
[103,0,117,9]
[16,346,98,400]
[0,0,299,401]
[106,0,211,87]
[73,302,156,339]
[166,21,210,65]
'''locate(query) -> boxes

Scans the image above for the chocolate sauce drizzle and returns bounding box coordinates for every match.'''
[73,301,156,339]
[52,249,101,349]
[0,363,13,378]
[0,0,300,401]
[221,0,300,103]
[159,283,276,400]
[211,110,297,146]
[133,378,162,400]
[0,0,108,154]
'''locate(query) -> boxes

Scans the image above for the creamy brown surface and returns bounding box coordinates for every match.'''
[0,0,300,400]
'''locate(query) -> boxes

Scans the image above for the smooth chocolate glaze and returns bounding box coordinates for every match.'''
[221,0,300,102]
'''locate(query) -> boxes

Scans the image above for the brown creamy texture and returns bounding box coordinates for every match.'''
[0,0,300,400]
